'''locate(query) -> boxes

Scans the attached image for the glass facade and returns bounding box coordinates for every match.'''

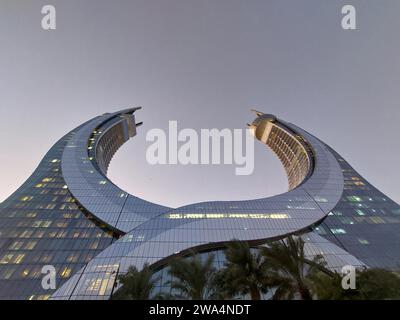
[315,146,400,269]
[0,127,116,300]
[0,109,399,300]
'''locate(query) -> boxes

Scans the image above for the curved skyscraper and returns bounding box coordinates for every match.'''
[0,108,399,300]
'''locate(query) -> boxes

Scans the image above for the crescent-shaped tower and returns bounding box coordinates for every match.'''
[0,108,399,300]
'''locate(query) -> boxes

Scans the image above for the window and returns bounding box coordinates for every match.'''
[9,241,24,250]
[355,209,366,216]
[347,196,362,202]
[60,267,72,278]
[24,241,37,250]
[330,228,346,235]
[14,254,25,264]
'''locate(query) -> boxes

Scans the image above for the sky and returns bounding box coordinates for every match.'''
[0,0,399,208]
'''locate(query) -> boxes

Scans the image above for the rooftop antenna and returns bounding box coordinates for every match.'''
[250,108,264,117]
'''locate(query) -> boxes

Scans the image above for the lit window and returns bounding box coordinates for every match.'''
[60,267,72,278]
[67,254,79,263]
[314,226,327,235]
[20,196,33,202]
[34,231,45,238]
[356,209,366,216]
[369,217,385,224]
[0,254,14,264]
[19,230,34,238]
[21,269,30,278]
[25,241,37,250]
[14,254,25,264]
[9,241,24,250]
[26,212,37,218]
[347,196,362,202]
[340,217,354,225]
[330,228,346,235]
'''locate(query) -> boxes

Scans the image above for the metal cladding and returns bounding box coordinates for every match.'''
[0,108,399,300]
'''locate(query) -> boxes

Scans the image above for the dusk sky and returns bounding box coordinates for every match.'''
[1,0,399,208]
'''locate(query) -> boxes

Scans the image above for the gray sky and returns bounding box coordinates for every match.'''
[1,0,399,208]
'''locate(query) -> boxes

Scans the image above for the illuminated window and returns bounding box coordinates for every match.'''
[99,180,107,185]
[32,221,42,228]
[356,209,366,216]
[347,196,362,202]
[20,230,34,238]
[26,212,37,218]
[60,267,72,278]
[20,196,33,202]
[314,226,327,235]
[340,217,354,225]
[369,217,385,224]
[34,231,45,238]
[9,241,24,250]
[67,254,79,263]
[56,231,67,238]
[0,254,14,264]
[21,269,30,278]
[24,241,37,250]
[14,254,25,264]
[330,228,346,235]
[41,254,53,263]
[55,221,68,228]
[47,231,56,238]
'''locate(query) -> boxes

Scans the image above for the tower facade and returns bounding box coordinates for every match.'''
[0,109,399,300]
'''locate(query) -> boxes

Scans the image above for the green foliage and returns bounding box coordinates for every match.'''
[112,263,159,300]
[260,236,326,300]
[168,253,217,300]
[111,237,400,301]
[217,240,269,300]
[309,268,400,300]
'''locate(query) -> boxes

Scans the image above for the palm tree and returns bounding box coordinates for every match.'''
[261,236,326,300]
[112,263,159,300]
[219,240,269,300]
[167,253,217,300]
[309,268,400,300]
[306,270,354,300]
